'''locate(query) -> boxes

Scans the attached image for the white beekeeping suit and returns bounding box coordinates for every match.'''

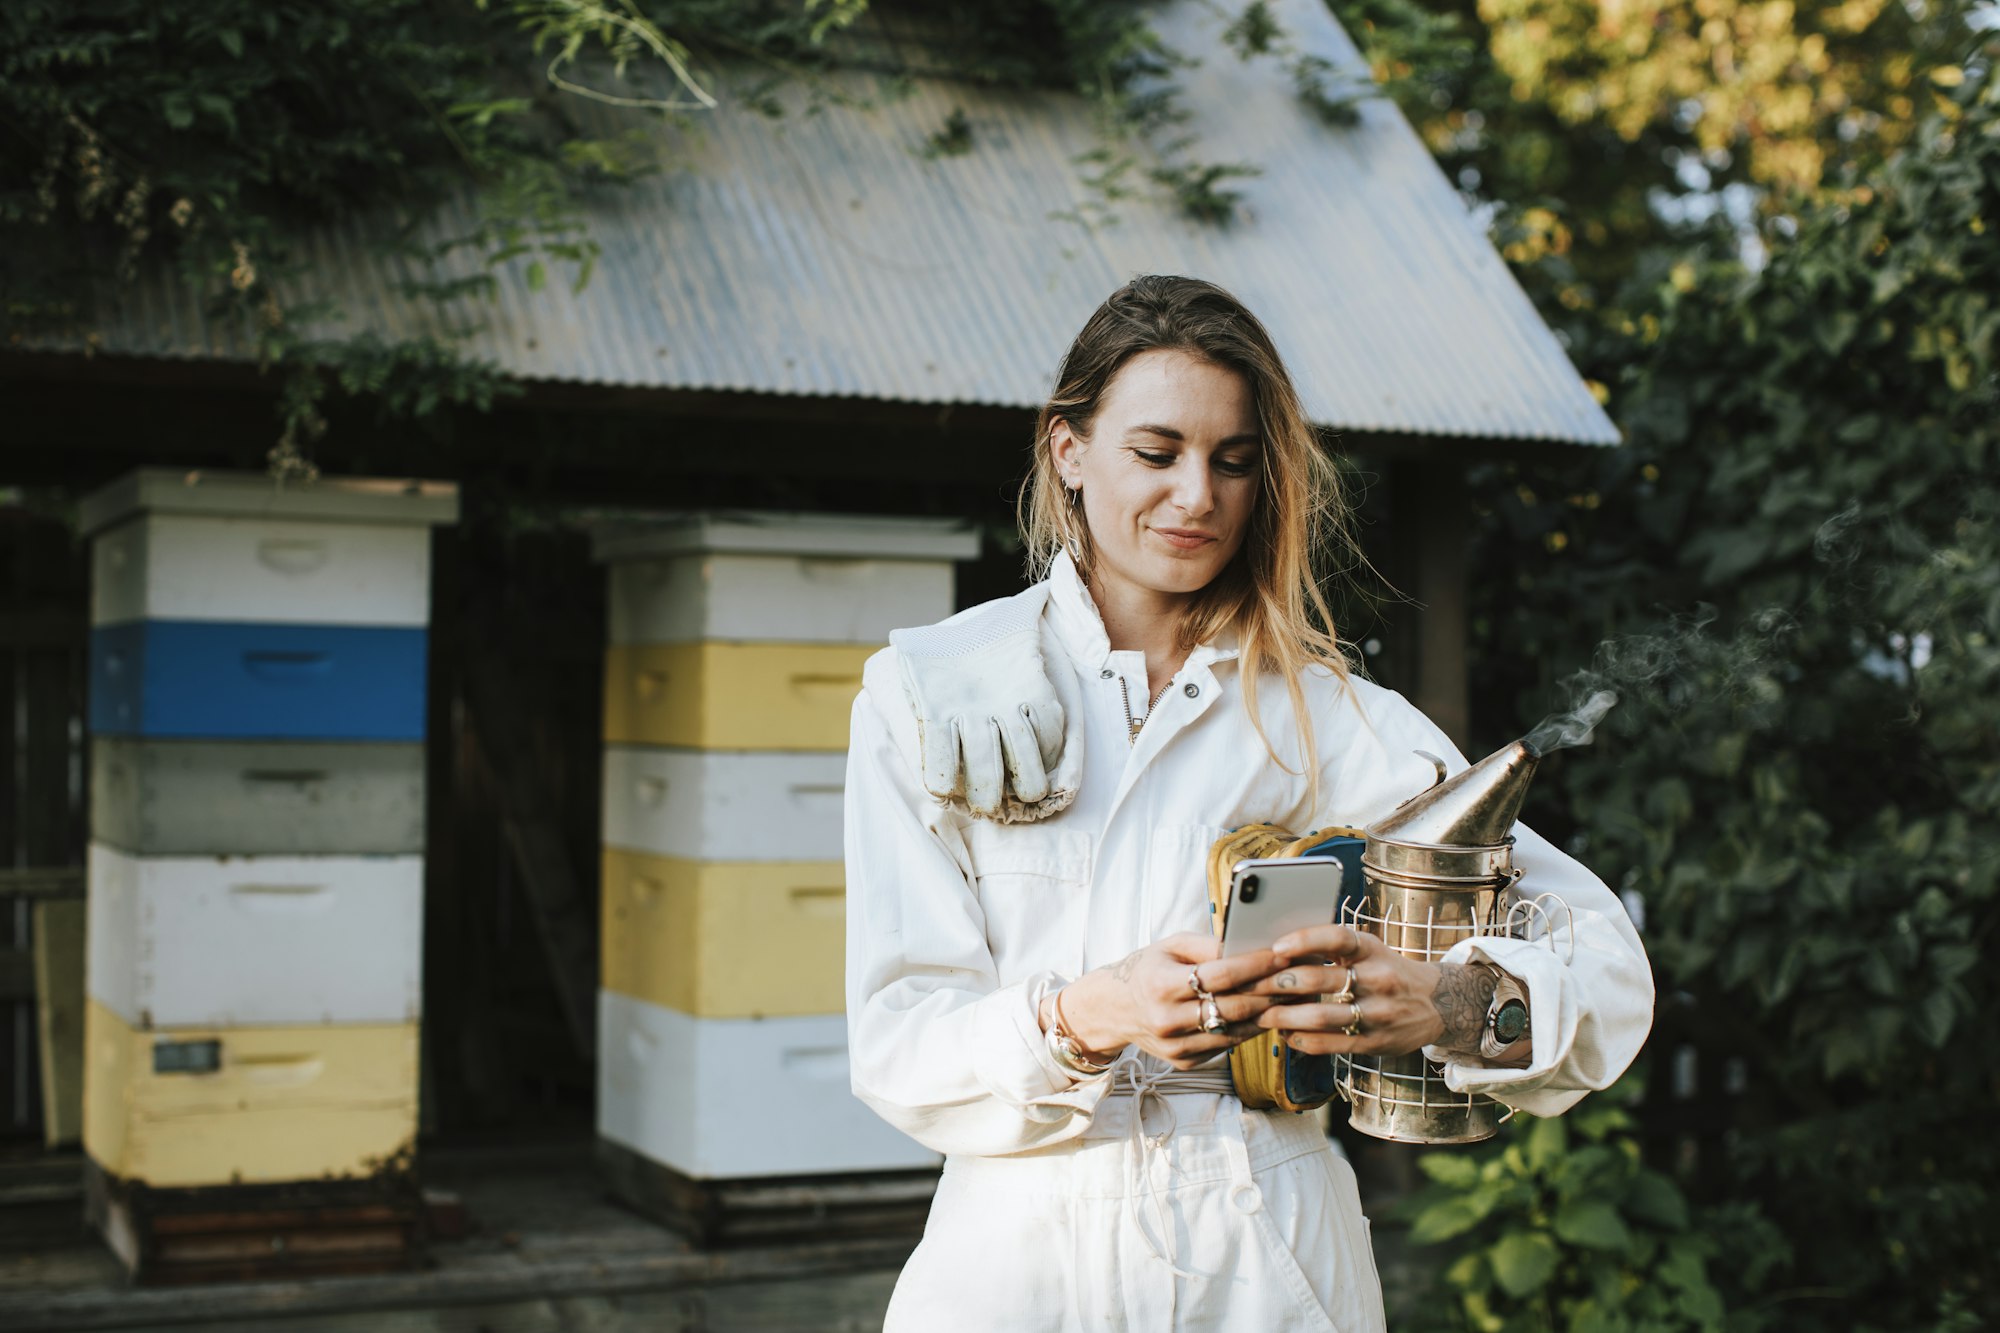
[844,551,1654,1332]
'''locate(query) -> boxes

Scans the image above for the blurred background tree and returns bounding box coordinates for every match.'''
[1325,0,1998,1325]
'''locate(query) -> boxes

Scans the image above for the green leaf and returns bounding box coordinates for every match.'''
[525,260,547,292]
[1419,1152,1481,1188]
[196,94,237,135]
[1555,1198,1634,1251]
[1488,1231,1561,1298]
[1524,1114,1566,1172]
[1915,988,1956,1046]
[1656,1238,1708,1291]
[1622,1171,1690,1231]
[1569,1299,1625,1333]
[1930,943,1977,984]
[1444,1250,1489,1290]
[1411,1190,1501,1244]
[217,27,244,57]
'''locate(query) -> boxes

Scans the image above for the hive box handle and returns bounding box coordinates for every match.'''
[241,769,329,787]
[243,650,332,681]
[787,886,844,918]
[229,883,333,915]
[780,1046,849,1080]
[233,1053,326,1087]
[255,538,331,575]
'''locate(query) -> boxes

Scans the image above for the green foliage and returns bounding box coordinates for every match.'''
[905,1,1364,223]
[1455,43,2000,1332]
[1148,157,1263,224]
[1325,0,1989,322]
[920,106,974,159]
[1401,1089,1787,1333]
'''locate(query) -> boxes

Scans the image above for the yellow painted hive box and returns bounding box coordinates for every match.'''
[600,848,845,1018]
[601,642,873,751]
[82,1000,419,1190]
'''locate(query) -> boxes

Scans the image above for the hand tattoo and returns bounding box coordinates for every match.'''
[1432,964,1497,1055]
[1109,949,1143,984]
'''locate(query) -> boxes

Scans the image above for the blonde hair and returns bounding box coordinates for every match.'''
[1017,275,1359,798]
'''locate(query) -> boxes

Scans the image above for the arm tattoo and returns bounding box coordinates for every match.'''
[1109,949,1144,984]
[1431,964,1498,1055]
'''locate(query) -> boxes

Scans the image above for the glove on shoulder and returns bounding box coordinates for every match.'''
[889,588,1082,823]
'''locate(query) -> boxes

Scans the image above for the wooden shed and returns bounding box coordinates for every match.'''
[0,0,1614,1325]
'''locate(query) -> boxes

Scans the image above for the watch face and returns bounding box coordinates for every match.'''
[1493,999,1529,1044]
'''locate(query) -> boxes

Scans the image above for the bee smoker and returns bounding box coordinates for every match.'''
[1337,738,1568,1144]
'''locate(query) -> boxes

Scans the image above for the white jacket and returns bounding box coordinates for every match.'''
[843,552,1654,1329]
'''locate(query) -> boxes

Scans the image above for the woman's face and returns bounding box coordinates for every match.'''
[1051,348,1262,607]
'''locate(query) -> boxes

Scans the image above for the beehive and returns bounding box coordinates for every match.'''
[78,470,455,1279]
[593,512,973,1186]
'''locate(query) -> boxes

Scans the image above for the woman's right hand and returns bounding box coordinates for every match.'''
[1045,933,1290,1071]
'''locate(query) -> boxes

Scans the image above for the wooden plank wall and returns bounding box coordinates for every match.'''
[0,500,90,1146]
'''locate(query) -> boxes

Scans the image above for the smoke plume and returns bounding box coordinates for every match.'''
[1519,600,1808,757]
[1524,689,1618,756]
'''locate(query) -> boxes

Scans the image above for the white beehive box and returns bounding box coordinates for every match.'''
[81,469,458,624]
[596,989,938,1180]
[91,514,434,628]
[91,738,425,856]
[596,511,977,647]
[600,747,846,861]
[86,844,424,1030]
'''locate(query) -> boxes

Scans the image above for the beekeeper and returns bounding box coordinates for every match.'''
[844,275,1653,1332]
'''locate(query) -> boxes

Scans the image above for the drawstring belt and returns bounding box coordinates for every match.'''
[1100,1055,1241,1280]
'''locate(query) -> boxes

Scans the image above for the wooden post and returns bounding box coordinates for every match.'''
[1388,461,1471,750]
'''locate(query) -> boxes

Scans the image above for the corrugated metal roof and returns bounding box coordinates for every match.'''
[43,0,1618,446]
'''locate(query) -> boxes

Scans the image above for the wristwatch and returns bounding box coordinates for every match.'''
[1477,967,1532,1066]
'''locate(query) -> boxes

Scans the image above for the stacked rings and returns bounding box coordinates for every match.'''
[1329,965,1363,1037]
[1189,969,1227,1034]
[1343,1000,1365,1038]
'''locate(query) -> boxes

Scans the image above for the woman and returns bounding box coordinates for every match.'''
[844,276,1652,1331]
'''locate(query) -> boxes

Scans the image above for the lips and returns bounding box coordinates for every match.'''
[1154,527,1220,551]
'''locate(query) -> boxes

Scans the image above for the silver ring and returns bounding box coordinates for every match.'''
[1342,1000,1365,1038]
[1187,968,1214,1001]
[1199,996,1226,1033]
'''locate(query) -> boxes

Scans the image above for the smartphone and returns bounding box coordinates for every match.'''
[1219,857,1345,957]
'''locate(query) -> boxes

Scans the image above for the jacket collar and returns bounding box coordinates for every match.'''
[1044,549,1243,674]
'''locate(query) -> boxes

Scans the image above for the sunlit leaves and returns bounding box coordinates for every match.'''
[1474,0,1969,196]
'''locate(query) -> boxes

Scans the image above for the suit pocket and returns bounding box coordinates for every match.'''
[962,821,1091,981]
[1146,822,1232,939]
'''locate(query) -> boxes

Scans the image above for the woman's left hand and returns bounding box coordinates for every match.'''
[1239,924,1490,1057]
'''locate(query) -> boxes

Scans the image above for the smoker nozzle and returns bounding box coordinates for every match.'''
[1365,738,1541,850]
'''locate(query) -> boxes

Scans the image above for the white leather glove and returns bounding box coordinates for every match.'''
[889,592,1079,822]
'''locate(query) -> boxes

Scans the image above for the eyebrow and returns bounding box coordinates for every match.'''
[1125,424,1262,448]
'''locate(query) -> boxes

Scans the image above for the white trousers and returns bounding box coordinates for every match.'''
[885,1096,1388,1333]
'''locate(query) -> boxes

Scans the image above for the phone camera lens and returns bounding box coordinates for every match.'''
[1239,874,1259,903]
